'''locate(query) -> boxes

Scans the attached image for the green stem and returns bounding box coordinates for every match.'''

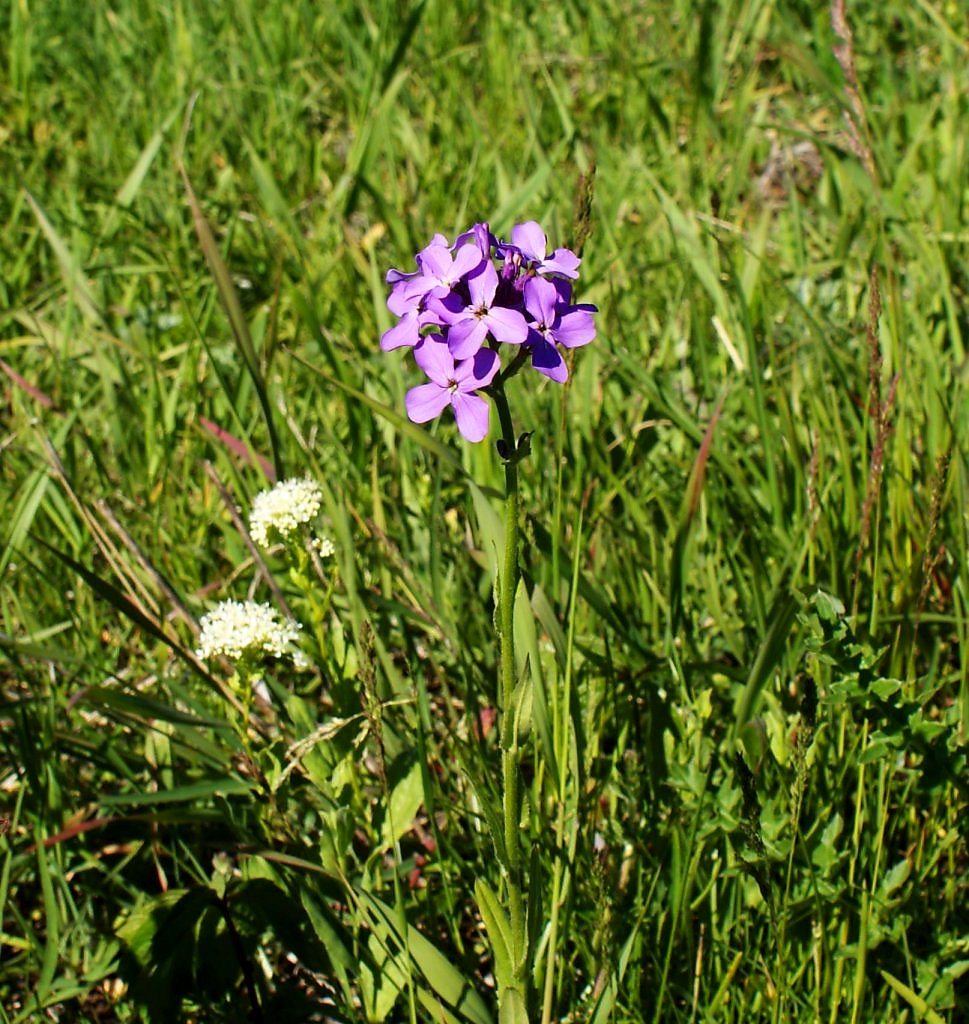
[491,378,528,999]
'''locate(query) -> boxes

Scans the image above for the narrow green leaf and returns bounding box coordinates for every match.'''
[474,878,514,992]
[462,771,507,871]
[81,685,228,729]
[529,583,567,671]
[34,835,59,1002]
[179,164,284,477]
[670,395,724,637]
[34,539,230,701]
[470,479,505,580]
[23,190,104,324]
[356,889,493,1024]
[878,969,946,1024]
[733,589,800,732]
[515,583,557,783]
[99,777,253,806]
[244,139,302,250]
[116,109,178,207]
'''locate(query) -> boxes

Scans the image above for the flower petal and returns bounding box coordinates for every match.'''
[466,260,499,307]
[455,346,500,389]
[554,308,597,348]
[426,291,465,325]
[413,337,455,384]
[483,306,528,345]
[540,247,581,279]
[387,277,429,316]
[405,382,451,423]
[417,241,454,280]
[511,221,547,263]
[523,276,560,326]
[447,318,489,360]
[380,311,421,351]
[386,266,418,285]
[451,243,486,282]
[450,391,491,442]
[529,337,568,382]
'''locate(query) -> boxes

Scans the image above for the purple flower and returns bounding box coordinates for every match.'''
[523,277,597,382]
[381,218,597,441]
[405,339,500,443]
[438,260,529,359]
[383,236,483,319]
[507,221,581,280]
[415,240,484,299]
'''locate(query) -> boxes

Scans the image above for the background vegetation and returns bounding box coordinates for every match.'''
[1,0,967,1020]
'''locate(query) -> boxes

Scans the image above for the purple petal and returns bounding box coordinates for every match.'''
[523,276,560,325]
[413,337,455,385]
[511,221,547,263]
[529,337,568,383]
[450,391,491,442]
[483,306,528,345]
[386,267,418,285]
[387,276,430,316]
[447,318,489,360]
[405,382,451,423]
[381,311,421,351]
[451,243,486,282]
[425,292,465,325]
[417,242,454,280]
[455,346,500,389]
[553,308,597,349]
[539,247,581,279]
[465,260,499,307]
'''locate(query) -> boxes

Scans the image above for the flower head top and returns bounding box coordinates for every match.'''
[381,220,596,442]
[196,600,306,667]
[249,478,329,551]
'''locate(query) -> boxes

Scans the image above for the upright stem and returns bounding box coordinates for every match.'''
[491,378,527,998]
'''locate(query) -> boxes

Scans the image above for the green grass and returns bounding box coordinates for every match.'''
[2,0,968,1020]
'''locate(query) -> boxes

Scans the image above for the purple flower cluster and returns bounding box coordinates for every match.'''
[381,221,596,442]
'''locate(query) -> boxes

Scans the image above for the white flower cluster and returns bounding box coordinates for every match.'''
[249,478,323,548]
[196,600,304,665]
[312,536,336,558]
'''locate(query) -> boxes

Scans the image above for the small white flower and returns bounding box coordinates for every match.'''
[312,536,336,559]
[248,478,323,548]
[196,600,304,664]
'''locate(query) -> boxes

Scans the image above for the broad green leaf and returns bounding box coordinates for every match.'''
[379,756,424,851]
[877,858,912,901]
[498,987,528,1024]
